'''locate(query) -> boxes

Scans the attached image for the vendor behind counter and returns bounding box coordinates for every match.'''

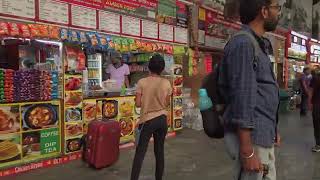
[105,51,130,89]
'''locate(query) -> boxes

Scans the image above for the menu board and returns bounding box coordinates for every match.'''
[39,0,69,25]
[64,47,85,154]
[0,0,35,19]
[99,11,121,33]
[121,16,141,37]
[71,5,97,29]
[159,24,174,42]
[95,96,138,144]
[174,27,188,44]
[0,101,61,169]
[142,20,158,39]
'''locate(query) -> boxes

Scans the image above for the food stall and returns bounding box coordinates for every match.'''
[285,31,309,89]
[309,39,320,69]
[0,22,63,169]
[0,0,189,175]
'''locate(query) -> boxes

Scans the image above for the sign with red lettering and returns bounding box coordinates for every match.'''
[59,0,103,9]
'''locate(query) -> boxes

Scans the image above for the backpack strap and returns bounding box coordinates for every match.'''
[231,31,263,71]
[232,31,262,58]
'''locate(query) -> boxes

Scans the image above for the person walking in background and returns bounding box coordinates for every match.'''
[130,54,172,180]
[219,0,281,179]
[300,67,312,116]
[310,69,320,152]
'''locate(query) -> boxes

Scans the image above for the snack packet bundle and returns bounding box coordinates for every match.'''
[19,24,31,38]
[0,22,9,36]
[112,37,122,51]
[86,32,100,49]
[8,22,20,37]
[48,26,60,39]
[79,31,88,44]
[60,28,68,41]
[99,34,109,51]
[68,30,80,43]
[121,38,129,52]
[128,38,137,51]
[107,36,115,49]
[29,24,41,38]
[38,24,49,38]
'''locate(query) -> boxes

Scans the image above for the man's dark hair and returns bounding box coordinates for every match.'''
[239,0,272,24]
[148,54,165,75]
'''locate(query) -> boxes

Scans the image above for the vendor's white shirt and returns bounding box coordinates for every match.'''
[106,64,130,88]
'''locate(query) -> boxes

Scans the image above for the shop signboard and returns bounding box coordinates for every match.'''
[0,101,61,169]
[287,32,308,60]
[39,0,69,25]
[0,0,35,20]
[59,0,103,9]
[310,40,320,63]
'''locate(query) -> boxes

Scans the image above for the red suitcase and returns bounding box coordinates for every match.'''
[84,120,121,169]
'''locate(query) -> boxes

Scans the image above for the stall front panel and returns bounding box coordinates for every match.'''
[0,100,61,169]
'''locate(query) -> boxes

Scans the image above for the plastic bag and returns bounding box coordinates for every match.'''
[8,23,20,36]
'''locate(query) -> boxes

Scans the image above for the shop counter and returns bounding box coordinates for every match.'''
[82,95,138,144]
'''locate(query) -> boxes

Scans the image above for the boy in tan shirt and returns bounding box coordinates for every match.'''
[130,54,172,180]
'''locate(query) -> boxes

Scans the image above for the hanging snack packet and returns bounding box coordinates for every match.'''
[48,26,60,39]
[135,39,142,50]
[86,32,100,48]
[128,38,137,51]
[113,37,122,51]
[29,24,40,37]
[0,22,9,36]
[79,31,88,44]
[38,24,49,38]
[151,43,158,52]
[19,24,31,38]
[121,38,129,52]
[99,35,108,50]
[60,28,68,40]
[68,30,80,43]
[8,23,20,37]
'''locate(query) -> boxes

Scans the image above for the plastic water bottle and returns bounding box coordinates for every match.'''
[198,89,213,111]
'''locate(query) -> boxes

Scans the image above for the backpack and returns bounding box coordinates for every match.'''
[201,30,262,138]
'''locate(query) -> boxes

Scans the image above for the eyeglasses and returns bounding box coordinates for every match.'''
[268,5,282,12]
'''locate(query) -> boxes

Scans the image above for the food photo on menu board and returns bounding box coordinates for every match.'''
[102,100,118,119]
[21,103,59,131]
[119,100,134,118]
[22,131,41,158]
[65,107,82,122]
[65,76,82,91]
[22,127,60,159]
[0,105,20,134]
[0,133,22,167]
[119,117,134,137]
[65,92,82,107]
[83,101,100,122]
[66,137,81,153]
[65,123,83,138]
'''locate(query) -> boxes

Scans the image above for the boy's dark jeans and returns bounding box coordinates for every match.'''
[130,115,168,180]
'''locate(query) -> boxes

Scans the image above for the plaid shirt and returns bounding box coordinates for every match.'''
[219,25,279,147]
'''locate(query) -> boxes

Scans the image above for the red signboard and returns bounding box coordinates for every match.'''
[58,0,104,9]
[104,0,158,11]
